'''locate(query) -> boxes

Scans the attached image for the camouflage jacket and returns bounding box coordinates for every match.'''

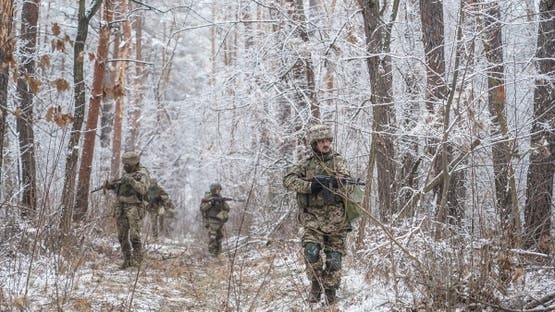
[200,192,230,222]
[147,181,170,208]
[117,165,150,204]
[283,150,351,232]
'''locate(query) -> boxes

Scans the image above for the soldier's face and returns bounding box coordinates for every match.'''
[316,139,331,153]
[123,163,135,173]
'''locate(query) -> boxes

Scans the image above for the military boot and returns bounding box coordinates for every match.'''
[308,281,322,303]
[324,288,336,305]
[132,241,143,266]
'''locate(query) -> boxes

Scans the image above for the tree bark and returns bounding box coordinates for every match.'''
[358,0,398,221]
[16,0,40,216]
[420,0,465,228]
[524,0,555,253]
[420,0,448,115]
[110,0,131,177]
[285,0,318,121]
[127,0,144,151]
[60,0,102,235]
[481,1,520,247]
[74,0,113,221]
[0,0,15,188]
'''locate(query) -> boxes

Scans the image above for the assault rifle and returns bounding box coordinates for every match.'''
[201,197,245,205]
[310,175,365,204]
[91,178,121,194]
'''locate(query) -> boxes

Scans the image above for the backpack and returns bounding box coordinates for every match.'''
[344,184,364,222]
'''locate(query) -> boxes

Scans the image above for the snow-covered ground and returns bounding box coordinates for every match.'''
[1,222,554,311]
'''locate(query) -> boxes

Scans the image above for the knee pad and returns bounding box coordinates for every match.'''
[325,251,342,271]
[304,243,321,263]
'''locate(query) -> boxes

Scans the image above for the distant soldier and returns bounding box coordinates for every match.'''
[199,183,230,256]
[104,151,150,269]
[161,199,178,237]
[146,178,171,240]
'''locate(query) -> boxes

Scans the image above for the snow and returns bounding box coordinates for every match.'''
[1,220,553,311]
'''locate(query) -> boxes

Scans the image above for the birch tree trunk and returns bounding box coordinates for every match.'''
[74,0,113,221]
[524,0,555,253]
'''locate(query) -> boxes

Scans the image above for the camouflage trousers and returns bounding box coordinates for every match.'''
[302,227,347,290]
[116,203,143,261]
[206,218,225,256]
[147,209,163,239]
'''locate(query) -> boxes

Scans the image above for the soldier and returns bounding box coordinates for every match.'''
[104,151,150,269]
[146,178,170,240]
[199,183,230,257]
[283,124,352,305]
[161,200,178,237]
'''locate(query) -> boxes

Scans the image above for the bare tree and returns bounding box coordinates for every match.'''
[15,0,39,215]
[74,0,113,221]
[0,0,15,186]
[358,0,399,221]
[524,0,554,253]
[127,0,144,151]
[420,0,466,227]
[110,0,131,177]
[59,0,102,235]
[481,1,520,247]
[285,0,317,121]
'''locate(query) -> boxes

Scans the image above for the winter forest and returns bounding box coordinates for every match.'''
[0,0,554,311]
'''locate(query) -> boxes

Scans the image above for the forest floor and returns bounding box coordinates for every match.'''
[0,225,397,312]
[1,221,554,311]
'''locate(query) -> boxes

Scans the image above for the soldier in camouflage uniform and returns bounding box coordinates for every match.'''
[146,178,170,240]
[199,183,230,257]
[283,124,352,305]
[105,151,150,269]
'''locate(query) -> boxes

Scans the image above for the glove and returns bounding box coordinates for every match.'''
[103,180,112,189]
[121,174,133,184]
[310,181,323,194]
[313,175,340,188]
[329,176,339,188]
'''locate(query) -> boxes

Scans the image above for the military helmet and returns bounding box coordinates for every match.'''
[209,183,222,193]
[307,124,333,145]
[122,151,140,165]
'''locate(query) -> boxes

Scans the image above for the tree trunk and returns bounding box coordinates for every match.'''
[524,0,555,253]
[285,0,318,121]
[110,0,131,177]
[358,0,398,221]
[0,0,15,188]
[74,0,113,221]
[419,0,448,115]
[420,0,465,228]
[127,0,144,151]
[15,0,39,216]
[60,0,102,235]
[481,1,520,247]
